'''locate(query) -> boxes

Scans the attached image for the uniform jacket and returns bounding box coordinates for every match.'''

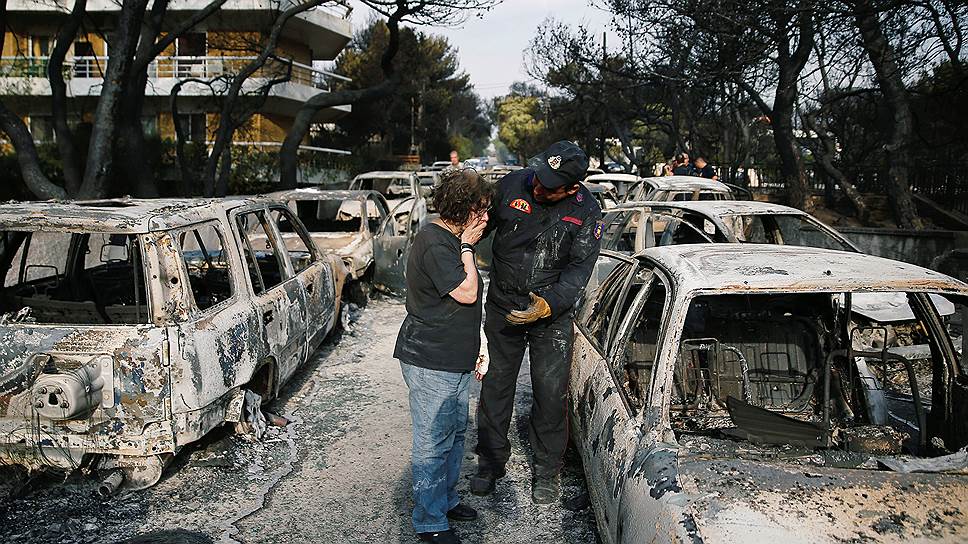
[486,168,603,320]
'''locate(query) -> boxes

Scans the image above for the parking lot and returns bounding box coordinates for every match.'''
[0,297,598,544]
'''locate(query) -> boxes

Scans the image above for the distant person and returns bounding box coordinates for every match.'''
[449,150,461,169]
[694,156,718,180]
[662,158,675,176]
[672,152,693,176]
[395,168,492,544]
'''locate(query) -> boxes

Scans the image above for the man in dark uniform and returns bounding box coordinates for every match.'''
[472,141,603,504]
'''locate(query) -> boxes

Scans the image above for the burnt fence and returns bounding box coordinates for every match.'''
[736,165,968,216]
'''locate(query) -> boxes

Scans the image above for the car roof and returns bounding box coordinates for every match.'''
[353,171,413,179]
[638,244,968,296]
[612,200,805,216]
[585,173,640,183]
[642,175,731,192]
[0,197,265,233]
[268,189,386,202]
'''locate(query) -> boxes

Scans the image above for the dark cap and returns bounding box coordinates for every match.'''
[528,141,589,189]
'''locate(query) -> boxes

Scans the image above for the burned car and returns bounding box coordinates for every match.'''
[0,198,345,490]
[585,173,641,201]
[593,199,956,323]
[269,189,390,283]
[623,176,735,203]
[600,201,856,253]
[573,244,968,543]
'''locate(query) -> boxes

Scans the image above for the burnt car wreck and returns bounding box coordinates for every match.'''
[573,244,968,543]
[0,198,345,492]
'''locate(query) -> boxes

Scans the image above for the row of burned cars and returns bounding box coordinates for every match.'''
[568,176,968,542]
[0,170,435,493]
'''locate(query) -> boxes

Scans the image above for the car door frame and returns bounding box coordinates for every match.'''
[229,205,310,389]
[573,256,649,542]
[605,264,683,543]
[373,196,419,294]
[266,203,336,350]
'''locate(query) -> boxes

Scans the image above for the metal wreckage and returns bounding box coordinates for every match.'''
[571,244,968,543]
[0,197,348,493]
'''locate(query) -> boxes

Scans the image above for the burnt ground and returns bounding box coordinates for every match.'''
[0,297,599,544]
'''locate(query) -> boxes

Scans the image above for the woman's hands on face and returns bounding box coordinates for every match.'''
[461,211,488,246]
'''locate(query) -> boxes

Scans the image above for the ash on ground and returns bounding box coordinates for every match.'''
[0,298,599,544]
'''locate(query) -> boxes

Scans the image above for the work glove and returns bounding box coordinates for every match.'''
[506,292,552,325]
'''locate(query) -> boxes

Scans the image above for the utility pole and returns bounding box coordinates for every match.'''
[599,31,606,168]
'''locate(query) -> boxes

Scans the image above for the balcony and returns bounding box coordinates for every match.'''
[0,55,352,121]
[6,0,353,60]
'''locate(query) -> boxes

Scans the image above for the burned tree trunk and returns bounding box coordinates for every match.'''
[279,3,416,189]
[47,0,86,196]
[77,0,150,199]
[802,111,870,222]
[853,0,923,229]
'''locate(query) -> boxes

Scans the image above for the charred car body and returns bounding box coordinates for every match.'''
[573,244,968,543]
[269,189,390,283]
[0,198,345,490]
[623,176,736,203]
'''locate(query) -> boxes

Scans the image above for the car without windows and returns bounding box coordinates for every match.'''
[585,173,641,201]
[593,199,955,323]
[623,176,737,203]
[481,164,523,183]
[582,181,620,211]
[0,198,345,491]
[267,189,393,296]
[573,244,968,543]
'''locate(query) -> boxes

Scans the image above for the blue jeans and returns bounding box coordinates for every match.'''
[400,361,472,533]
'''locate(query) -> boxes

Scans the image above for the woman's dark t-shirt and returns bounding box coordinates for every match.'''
[393,223,484,372]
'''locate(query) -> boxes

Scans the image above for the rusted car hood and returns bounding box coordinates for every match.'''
[678,456,968,543]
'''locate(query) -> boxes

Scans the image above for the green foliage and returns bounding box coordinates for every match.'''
[496,96,546,162]
[329,20,491,163]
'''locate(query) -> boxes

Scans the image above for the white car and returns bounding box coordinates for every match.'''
[573,244,968,543]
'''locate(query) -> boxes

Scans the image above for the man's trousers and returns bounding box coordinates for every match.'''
[475,302,574,478]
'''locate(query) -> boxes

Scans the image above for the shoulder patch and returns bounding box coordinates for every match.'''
[509,198,532,214]
[575,191,585,203]
[594,220,605,240]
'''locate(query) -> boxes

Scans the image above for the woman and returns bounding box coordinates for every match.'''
[393,168,492,544]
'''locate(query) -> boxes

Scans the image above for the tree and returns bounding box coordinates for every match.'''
[0,0,498,199]
[496,94,546,163]
[279,0,499,188]
[325,19,491,165]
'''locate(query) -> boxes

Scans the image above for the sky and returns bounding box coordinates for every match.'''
[348,0,623,99]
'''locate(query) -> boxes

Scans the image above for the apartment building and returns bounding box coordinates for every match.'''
[0,0,353,155]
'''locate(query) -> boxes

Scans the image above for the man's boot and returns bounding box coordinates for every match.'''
[531,473,560,505]
[469,464,506,496]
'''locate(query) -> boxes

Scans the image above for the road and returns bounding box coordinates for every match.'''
[0,297,599,544]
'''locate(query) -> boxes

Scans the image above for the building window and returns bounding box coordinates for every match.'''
[74,41,98,77]
[176,113,207,143]
[175,33,207,77]
[30,35,51,57]
[29,115,54,143]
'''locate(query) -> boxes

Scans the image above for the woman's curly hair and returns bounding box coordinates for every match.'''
[433,168,493,225]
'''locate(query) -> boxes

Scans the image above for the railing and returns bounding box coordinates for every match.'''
[208,141,352,156]
[0,55,350,91]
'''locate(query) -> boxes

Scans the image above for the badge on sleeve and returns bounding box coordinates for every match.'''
[509,198,532,214]
[594,220,605,240]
